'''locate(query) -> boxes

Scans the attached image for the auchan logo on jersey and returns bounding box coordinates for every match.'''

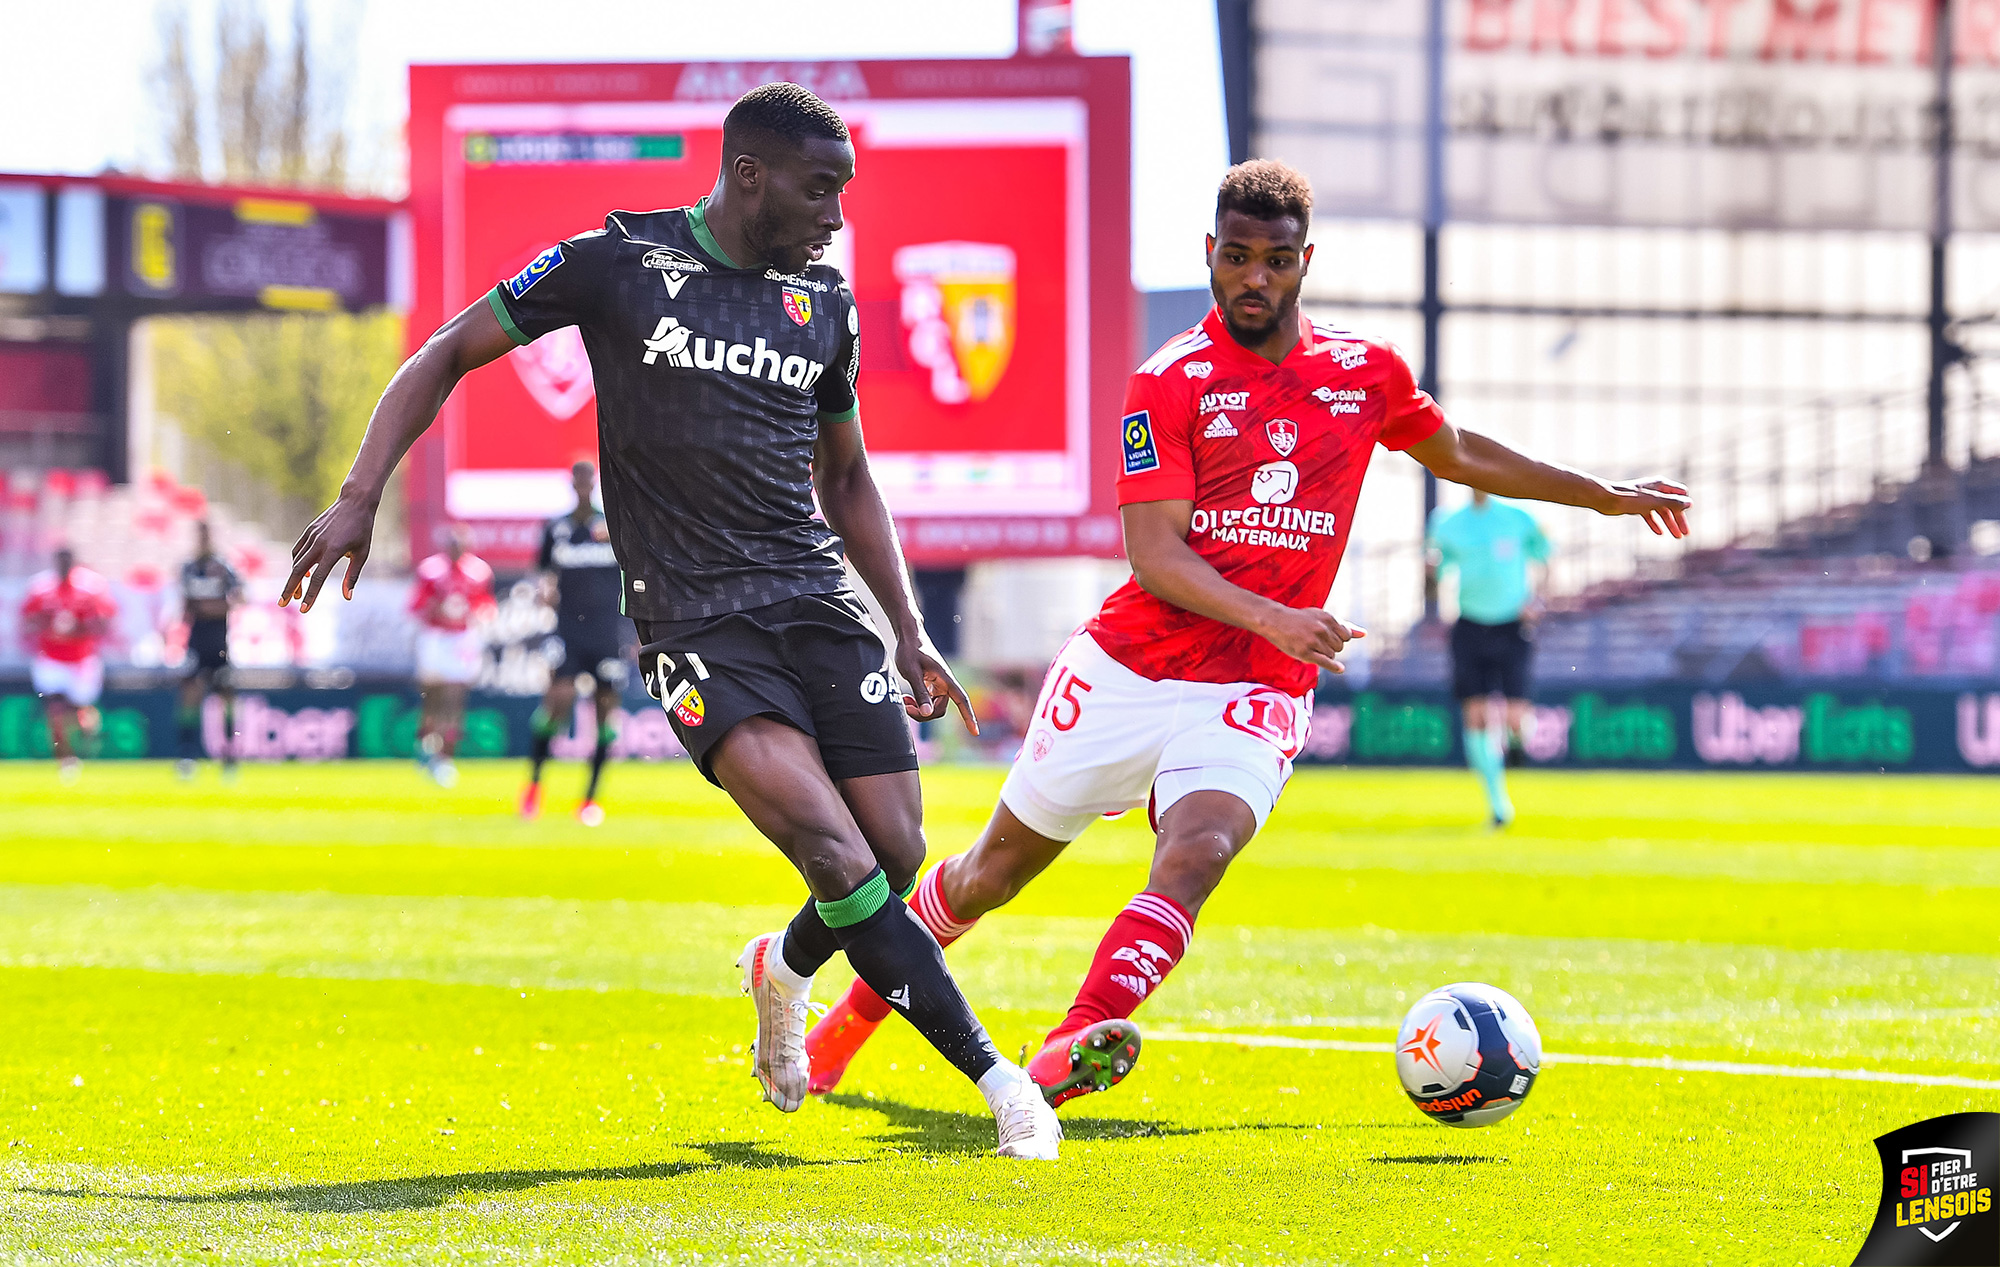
[641,316,828,391]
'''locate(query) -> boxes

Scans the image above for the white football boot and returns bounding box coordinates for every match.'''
[980,1061,1063,1160]
[736,932,812,1113]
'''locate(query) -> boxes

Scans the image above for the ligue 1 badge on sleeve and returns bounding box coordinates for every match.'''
[1851,1112,1997,1266]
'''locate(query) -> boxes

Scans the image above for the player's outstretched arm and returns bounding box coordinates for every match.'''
[1123,499,1364,674]
[813,419,979,734]
[1406,419,1692,538]
[282,301,517,612]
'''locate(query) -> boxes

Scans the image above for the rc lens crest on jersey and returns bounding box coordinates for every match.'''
[782,286,813,327]
[894,241,1015,405]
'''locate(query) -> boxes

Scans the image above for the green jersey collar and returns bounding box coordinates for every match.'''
[687,197,748,270]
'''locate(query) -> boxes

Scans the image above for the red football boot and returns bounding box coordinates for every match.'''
[518,783,541,820]
[1026,1019,1143,1107]
[805,980,888,1095]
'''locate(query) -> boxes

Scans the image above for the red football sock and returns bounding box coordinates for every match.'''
[849,860,981,1022]
[1048,891,1193,1043]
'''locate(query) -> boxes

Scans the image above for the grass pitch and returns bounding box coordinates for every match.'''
[0,760,1994,1265]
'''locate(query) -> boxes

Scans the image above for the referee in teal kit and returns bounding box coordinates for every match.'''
[1428,489,1551,827]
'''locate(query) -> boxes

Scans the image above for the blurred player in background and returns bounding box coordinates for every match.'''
[522,460,631,825]
[284,84,1061,1158]
[21,546,119,783]
[409,525,495,788]
[175,521,243,780]
[1428,490,1550,827]
[809,160,1691,1106]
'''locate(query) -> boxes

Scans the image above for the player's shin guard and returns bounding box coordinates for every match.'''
[1049,891,1192,1041]
[583,723,613,802]
[819,868,1000,1084]
[528,707,557,785]
[848,861,980,1023]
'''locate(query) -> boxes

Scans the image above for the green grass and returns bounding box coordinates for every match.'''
[0,761,1994,1265]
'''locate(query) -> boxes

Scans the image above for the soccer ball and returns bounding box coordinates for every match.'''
[1395,982,1542,1127]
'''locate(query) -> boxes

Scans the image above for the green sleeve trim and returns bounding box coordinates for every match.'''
[487,289,532,347]
[898,876,917,901]
[687,197,747,270]
[817,403,859,424]
[815,869,891,929]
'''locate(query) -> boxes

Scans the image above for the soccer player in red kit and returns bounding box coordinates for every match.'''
[806,160,1692,1105]
[409,525,497,787]
[21,546,119,782]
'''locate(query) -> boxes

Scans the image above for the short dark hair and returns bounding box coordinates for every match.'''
[1215,160,1313,228]
[723,82,850,154]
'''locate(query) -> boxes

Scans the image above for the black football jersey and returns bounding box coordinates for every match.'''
[489,200,860,622]
[538,510,625,640]
[180,554,240,622]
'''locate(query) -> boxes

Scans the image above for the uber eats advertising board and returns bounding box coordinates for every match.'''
[2,682,1998,771]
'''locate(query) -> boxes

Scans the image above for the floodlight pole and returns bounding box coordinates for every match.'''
[1420,0,1446,620]
[1926,0,1957,475]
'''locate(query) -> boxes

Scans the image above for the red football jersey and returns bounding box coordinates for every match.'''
[1086,307,1445,694]
[22,567,118,663]
[409,553,497,632]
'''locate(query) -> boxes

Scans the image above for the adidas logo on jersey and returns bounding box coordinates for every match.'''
[1203,414,1239,438]
[641,316,828,391]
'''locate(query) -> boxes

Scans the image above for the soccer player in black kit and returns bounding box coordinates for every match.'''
[522,459,631,825]
[177,521,242,779]
[283,83,1061,1159]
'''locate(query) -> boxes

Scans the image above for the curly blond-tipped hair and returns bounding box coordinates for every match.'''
[1215,159,1312,227]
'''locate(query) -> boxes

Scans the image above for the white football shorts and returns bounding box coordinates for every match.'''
[415,628,484,686]
[998,631,1311,843]
[30,655,104,707]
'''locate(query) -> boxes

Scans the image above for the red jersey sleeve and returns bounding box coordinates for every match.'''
[1376,341,1447,452]
[407,570,436,614]
[1114,370,1197,505]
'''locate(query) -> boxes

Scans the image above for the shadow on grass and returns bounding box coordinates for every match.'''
[1371,1153,1509,1165]
[818,1092,1307,1155]
[17,1140,830,1214]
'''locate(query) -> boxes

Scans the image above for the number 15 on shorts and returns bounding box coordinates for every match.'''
[1040,668,1093,732]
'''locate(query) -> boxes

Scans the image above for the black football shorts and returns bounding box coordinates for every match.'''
[1450,617,1532,701]
[550,627,632,689]
[185,619,230,677]
[635,591,916,787]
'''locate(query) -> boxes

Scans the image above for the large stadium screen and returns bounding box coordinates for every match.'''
[408,61,1132,567]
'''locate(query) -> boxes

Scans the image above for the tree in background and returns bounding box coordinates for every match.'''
[145,0,403,554]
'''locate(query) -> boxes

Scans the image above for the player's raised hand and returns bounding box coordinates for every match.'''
[1600,477,1692,539]
[895,637,980,735]
[282,494,378,613]
[1260,606,1365,674]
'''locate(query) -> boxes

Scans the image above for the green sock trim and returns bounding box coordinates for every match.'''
[898,876,917,900]
[816,870,891,929]
[596,724,616,747]
[530,708,558,739]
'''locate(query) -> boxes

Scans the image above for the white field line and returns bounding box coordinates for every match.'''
[1146,1030,2000,1091]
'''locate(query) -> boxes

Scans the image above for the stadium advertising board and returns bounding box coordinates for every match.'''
[0,175,400,309]
[406,59,1133,567]
[3,681,1997,770]
[1257,0,2000,230]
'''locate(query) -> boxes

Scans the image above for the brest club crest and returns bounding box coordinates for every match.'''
[1266,417,1299,457]
[510,325,594,421]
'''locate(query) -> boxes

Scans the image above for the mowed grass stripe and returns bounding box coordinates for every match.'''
[0,964,1981,1265]
[5,885,1994,1068]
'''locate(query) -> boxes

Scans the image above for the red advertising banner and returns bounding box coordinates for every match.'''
[406,59,1132,568]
